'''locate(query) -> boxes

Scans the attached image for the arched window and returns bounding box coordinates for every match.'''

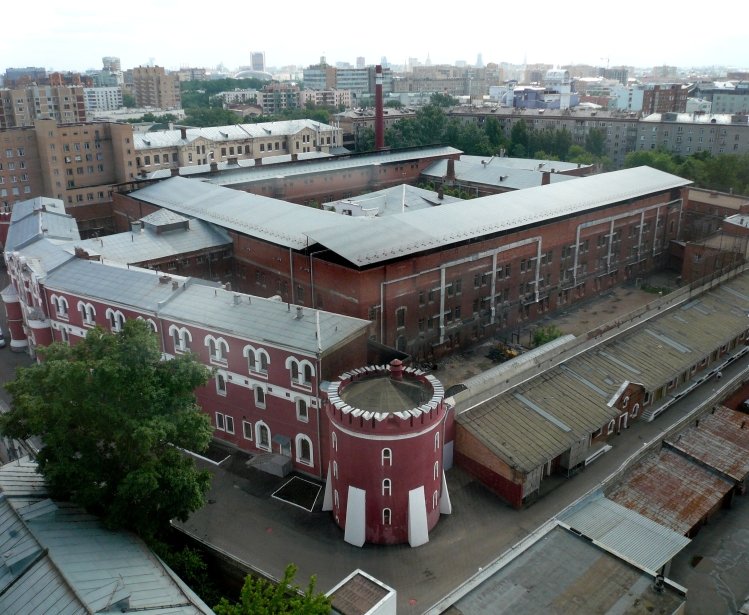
[79,302,96,326]
[54,295,69,318]
[256,422,271,451]
[216,373,227,396]
[247,352,257,371]
[334,489,339,509]
[433,460,440,481]
[106,308,125,332]
[435,432,440,451]
[382,508,392,525]
[303,363,313,385]
[206,336,228,364]
[631,403,640,418]
[295,434,313,465]
[333,460,338,479]
[381,448,392,467]
[331,431,338,452]
[291,361,300,381]
[608,419,616,435]
[432,490,439,510]
[382,479,391,496]
[296,399,308,422]
[259,352,269,373]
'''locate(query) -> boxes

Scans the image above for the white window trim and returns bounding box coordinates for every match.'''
[382,447,392,467]
[331,431,338,451]
[225,415,235,434]
[296,397,309,422]
[256,421,271,451]
[382,508,392,525]
[242,420,253,440]
[254,385,267,409]
[295,434,314,466]
[215,412,225,431]
[382,478,391,496]
[216,372,227,396]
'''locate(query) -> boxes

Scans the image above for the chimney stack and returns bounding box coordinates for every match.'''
[180,126,187,140]
[375,65,385,150]
[389,358,404,381]
[296,306,304,320]
[209,161,219,174]
[541,170,551,186]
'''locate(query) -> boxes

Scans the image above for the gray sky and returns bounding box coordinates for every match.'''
[2,0,747,74]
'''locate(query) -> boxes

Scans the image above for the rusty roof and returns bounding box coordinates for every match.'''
[665,406,749,483]
[606,448,733,535]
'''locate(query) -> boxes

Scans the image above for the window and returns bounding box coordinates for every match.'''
[382,508,392,525]
[225,415,235,434]
[106,308,125,332]
[60,327,70,345]
[396,307,406,328]
[206,336,228,364]
[433,490,439,510]
[255,386,266,408]
[256,422,271,450]
[333,460,338,478]
[382,478,392,496]
[171,326,191,353]
[296,434,313,465]
[242,420,253,440]
[607,419,616,434]
[215,412,225,430]
[297,398,309,422]
[435,432,440,451]
[331,431,337,451]
[630,403,640,419]
[382,448,392,467]
[433,461,440,480]
[54,296,69,319]
[79,302,96,326]
[216,373,227,396]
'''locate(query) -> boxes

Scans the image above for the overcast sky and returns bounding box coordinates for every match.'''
[2,0,747,75]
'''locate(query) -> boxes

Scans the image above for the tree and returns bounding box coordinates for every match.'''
[122,92,136,108]
[584,128,606,157]
[214,564,331,615]
[430,92,458,108]
[0,320,213,540]
[533,325,563,347]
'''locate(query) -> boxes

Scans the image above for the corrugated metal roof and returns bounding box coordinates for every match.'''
[665,406,749,482]
[458,270,749,474]
[607,448,733,535]
[451,524,684,614]
[0,459,212,615]
[158,283,370,355]
[558,492,690,571]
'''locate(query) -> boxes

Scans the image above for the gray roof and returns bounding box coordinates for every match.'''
[43,258,188,314]
[458,270,749,474]
[458,155,590,173]
[7,238,75,276]
[307,166,691,266]
[422,158,578,191]
[179,151,331,178]
[0,458,212,615]
[641,112,741,125]
[451,524,684,614]
[5,197,80,252]
[158,283,370,356]
[130,166,689,267]
[134,119,334,151]
[198,145,461,188]
[61,218,231,265]
[329,184,463,216]
[558,492,690,572]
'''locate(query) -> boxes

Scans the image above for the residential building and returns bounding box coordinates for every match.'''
[250,51,266,72]
[3,66,47,87]
[304,65,393,101]
[642,83,689,114]
[637,112,749,157]
[300,89,352,109]
[130,66,181,110]
[83,86,123,114]
[0,84,86,129]
[102,56,121,72]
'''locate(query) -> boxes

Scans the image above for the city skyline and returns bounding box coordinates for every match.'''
[2,0,748,76]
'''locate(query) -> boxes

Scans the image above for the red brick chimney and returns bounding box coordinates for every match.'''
[541,170,551,186]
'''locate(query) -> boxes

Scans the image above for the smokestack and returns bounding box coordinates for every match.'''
[541,170,551,186]
[375,65,385,150]
[446,158,456,183]
[180,126,187,140]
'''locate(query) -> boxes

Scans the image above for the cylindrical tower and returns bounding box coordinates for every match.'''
[322,359,452,547]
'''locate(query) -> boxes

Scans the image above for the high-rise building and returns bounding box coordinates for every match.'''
[0,84,86,129]
[130,66,181,110]
[102,57,121,72]
[3,67,47,87]
[250,51,266,72]
[356,57,365,69]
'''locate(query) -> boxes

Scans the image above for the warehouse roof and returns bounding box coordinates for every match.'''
[457,271,749,474]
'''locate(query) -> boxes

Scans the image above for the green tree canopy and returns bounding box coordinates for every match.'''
[214,564,331,615]
[0,320,213,540]
[430,92,458,108]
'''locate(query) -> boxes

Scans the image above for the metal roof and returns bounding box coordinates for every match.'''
[451,524,684,614]
[131,166,689,267]
[607,448,733,535]
[133,119,333,150]
[197,145,461,188]
[421,158,578,190]
[157,283,370,356]
[61,218,231,265]
[641,112,741,125]
[0,458,212,615]
[178,151,331,178]
[8,238,75,275]
[130,176,332,250]
[5,198,80,252]
[329,184,463,216]
[458,271,749,475]
[43,258,189,313]
[558,491,690,572]
[306,166,691,266]
[665,406,749,482]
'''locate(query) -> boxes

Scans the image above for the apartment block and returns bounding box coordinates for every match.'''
[0,85,86,129]
[83,87,123,114]
[130,66,181,110]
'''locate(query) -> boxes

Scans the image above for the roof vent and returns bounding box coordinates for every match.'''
[296,306,304,320]
[159,274,171,284]
[233,293,242,305]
